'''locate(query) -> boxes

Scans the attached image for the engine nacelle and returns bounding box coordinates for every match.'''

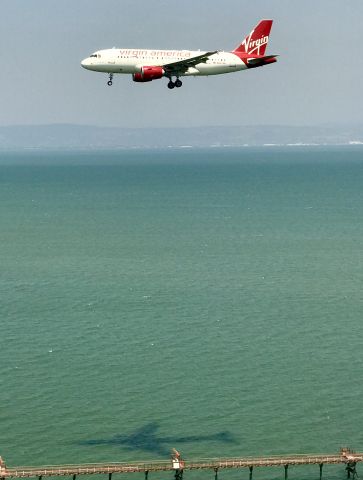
[132,66,165,82]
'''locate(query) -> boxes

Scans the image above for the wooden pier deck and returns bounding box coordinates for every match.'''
[1,450,362,479]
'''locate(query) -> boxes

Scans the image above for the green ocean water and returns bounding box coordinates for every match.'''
[1,148,363,480]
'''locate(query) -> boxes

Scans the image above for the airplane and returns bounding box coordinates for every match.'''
[81,19,277,89]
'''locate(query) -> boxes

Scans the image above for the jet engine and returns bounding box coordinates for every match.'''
[132,66,165,82]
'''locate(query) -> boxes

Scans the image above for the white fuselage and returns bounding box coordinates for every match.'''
[81,48,247,77]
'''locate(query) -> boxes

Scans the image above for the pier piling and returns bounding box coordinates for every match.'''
[284,465,288,480]
[346,462,357,479]
[249,466,253,480]
[319,463,323,480]
[174,470,183,480]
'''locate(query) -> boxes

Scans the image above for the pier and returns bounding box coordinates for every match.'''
[1,449,361,480]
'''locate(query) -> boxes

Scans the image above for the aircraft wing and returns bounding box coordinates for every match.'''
[163,51,218,75]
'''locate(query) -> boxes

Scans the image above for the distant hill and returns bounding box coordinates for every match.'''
[0,124,362,149]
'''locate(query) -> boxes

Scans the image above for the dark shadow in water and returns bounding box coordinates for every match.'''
[79,422,238,456]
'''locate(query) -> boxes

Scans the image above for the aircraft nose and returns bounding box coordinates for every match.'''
[81,58,90,69]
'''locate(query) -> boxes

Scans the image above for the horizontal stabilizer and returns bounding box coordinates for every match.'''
[247,55,278,67]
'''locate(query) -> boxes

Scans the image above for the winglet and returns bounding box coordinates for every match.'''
[233,20,273,56]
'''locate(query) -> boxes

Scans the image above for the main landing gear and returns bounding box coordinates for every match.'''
[107,73,113,86]
[167,78,183,89]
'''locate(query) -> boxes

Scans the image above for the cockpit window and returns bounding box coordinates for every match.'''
[90,54,97,58]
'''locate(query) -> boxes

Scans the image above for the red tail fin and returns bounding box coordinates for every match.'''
[234,20,273,56]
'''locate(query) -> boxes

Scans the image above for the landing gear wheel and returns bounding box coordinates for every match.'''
[107,73,114,86]
[167,81,175,89]
[175,79,182,88]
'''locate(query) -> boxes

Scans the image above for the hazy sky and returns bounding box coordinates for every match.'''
[1,0,362,128]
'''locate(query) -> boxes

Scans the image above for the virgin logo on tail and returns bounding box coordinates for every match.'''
[233,19,273,57]
[241,33,269,55]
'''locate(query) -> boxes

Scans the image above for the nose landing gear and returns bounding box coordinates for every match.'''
[107,73,113,86]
